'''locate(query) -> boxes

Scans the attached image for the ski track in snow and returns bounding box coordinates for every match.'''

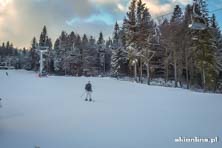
[0,70,222,148]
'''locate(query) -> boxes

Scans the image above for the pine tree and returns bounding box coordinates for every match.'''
[190,0,218,90]
[30,37,39,71]
[97,32,106,74]
[159,18,171,83]
[111,21,128,76]
[112,21,121,75]
[82,34,89,46]
[170,5,183,23]
[210,14,222,91]
[125,0,140,81]
[82,36,98,76]
[53,38,63,73]
[113,22,120,49]
[125,0,137,49]
[181,4,193,89]
[75,35,82,49]
[136,0,146,28]
[46,38,53,73]
[111,46,128,77]
[60,31,68,50]
[69,31,76,46]
[169,5,184,87]
[140,7,157,85]
[193,30,217,90]
[136,0,147,83]
[97,32,105,47]
[2,43,5,48]
[54,39,60,51]
[105,38,112,72]
[124,0,158,83]
[82,34,90,74]
[46,38,52,50]
[106,37,112,48]
[53,31,68,74]
[39,26,48,48]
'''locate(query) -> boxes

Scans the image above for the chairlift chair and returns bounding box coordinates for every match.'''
[189,19,207,30]
[189,0,207,30]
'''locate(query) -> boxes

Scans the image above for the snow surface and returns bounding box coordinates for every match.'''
[0,70,222,148]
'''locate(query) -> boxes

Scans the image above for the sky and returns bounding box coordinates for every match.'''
[0,0,222,48]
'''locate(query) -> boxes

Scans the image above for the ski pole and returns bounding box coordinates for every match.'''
[80,92,86,98]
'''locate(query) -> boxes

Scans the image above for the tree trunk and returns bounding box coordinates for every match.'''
[147,62,150,85]
[164,48,169,83]
[202,63,206,91]
[165,59,169,83]
[185,49,189,89]
[139,57,143,83]
[134,63,137,82]
[174,50,178,87]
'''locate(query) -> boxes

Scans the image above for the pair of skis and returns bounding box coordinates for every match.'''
[85,98,95,102]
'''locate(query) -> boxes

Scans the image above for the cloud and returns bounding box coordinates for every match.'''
[0,0,126,48]
[0,0,99,48]
[67,19,113,39]
[1,0,221,49]
[143,0,192,17]
[172,0,191,5]
[117,3,127,12]
[0,0,17,40]
[144,0,172,16]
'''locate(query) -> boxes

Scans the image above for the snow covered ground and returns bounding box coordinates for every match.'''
[0,70,222,148]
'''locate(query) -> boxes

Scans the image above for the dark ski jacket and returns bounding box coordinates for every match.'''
[85,83,92,92]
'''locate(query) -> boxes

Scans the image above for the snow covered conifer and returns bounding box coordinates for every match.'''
[169,5,184,87]
[39,26,48,48]
[30,37,39,71]
[97,32,106,74]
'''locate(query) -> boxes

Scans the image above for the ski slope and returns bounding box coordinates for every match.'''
[0,70,221,148]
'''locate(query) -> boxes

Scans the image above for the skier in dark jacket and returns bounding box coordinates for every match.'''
[85,81,92,101]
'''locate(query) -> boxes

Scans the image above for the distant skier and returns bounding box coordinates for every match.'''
[6,72,8,76]
[85,81,93,102]
[0,98,2,108]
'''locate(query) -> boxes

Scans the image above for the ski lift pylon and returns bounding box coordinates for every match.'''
[36,45,49,77]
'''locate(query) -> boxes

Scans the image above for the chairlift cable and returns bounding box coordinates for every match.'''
[153,7,222,20]
[209,8,222,13]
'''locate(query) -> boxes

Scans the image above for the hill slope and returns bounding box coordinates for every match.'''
[0,70,221,148]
